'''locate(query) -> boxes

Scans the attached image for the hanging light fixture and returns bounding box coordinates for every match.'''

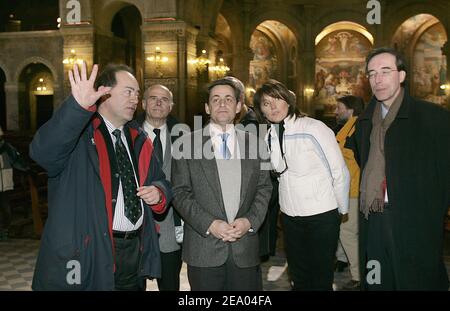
[188,49,211,72]
[146,46,169,77]
[63,49,83,65]
[36,78,47,91]
[209,57,230,77]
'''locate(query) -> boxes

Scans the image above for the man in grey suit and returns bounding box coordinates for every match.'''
[141,84,183,290]
[172,78,272,290]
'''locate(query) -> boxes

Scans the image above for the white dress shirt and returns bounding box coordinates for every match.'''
[208,123,240,160]
[101,115,144,231]
[143,121,168,159]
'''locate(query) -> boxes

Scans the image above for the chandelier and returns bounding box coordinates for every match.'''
[209,57,230,77]
[147,46,169,77]
[189,49,211,72]
[62,49,83,65]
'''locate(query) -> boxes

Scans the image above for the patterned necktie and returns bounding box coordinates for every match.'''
[153,128,163,163]
[221,133,231,160]
[112,129,141,224]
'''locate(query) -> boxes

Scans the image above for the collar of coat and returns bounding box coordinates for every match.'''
[359,87,410,122]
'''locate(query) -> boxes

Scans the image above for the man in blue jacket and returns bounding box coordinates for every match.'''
[30,62,172,290]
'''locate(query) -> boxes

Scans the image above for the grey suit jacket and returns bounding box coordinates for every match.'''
[153,126,180,253]
[171,126,272,268]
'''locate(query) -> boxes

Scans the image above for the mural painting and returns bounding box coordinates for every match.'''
[249,30,278,91]
[314,30,372,116]
[412,23,447,106]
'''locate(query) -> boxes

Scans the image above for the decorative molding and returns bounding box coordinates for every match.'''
[0,30,61,39]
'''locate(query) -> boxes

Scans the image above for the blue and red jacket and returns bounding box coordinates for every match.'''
[30,95,172,290]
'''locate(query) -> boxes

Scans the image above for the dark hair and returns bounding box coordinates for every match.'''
[94,64,135,90]
[365,47,407,86]
[206,78,241,103]
[253,79,304,123]
[337,95,365,117]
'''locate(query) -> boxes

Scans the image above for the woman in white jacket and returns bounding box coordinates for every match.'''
[253,80,350,290]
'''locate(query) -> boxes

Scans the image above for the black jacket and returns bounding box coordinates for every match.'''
[348,91,450,290]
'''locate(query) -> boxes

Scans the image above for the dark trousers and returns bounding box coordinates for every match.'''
[282,209,340,290]
[365,207,396,291]
[114,236,145,291]
[157,249,182,291]
[187,252,262,291]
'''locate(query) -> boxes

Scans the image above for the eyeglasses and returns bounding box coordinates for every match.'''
[147,96,171,105]
[366,68,398,80]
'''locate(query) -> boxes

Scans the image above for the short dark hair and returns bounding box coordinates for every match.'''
[365,47,407,86]
[206,78,241,103]
[337,95,365,117]
[94,64,135,90]
[253,79,304,123]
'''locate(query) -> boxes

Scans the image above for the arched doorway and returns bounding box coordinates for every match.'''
[392,14,448,107]
[248,21,298,104]
[110,5,143,86]
[314,21,373,123]
[18,63,54,133]
[0,68,6,130]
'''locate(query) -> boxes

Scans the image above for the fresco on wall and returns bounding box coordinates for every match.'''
[412,23,447,106]
[392,14,434,55]
[249,30,278,90]
[314,30,372,116]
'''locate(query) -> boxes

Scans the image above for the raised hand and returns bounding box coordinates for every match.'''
[68,62,111,110]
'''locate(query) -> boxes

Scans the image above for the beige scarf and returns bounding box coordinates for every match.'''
[360,89,404,219]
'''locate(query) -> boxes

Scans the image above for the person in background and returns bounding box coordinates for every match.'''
[334,95,364,290]
[0,127,30,240]
[139,84,183,290]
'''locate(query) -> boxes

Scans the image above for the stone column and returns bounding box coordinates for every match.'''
[142,21,198,125]
[300,5,316,116]
[60,27,95,98]
[4,82,19,130]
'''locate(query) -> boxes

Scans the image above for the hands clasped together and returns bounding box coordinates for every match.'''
[208,218,252,242]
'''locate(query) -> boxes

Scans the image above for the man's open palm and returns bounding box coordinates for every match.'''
[68,62,111,109]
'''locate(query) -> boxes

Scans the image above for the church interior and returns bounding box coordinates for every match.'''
[0,0,449,291]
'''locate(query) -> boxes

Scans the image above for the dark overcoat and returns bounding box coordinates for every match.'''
[348,91,450,290]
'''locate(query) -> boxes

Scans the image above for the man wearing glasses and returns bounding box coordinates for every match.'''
[30,63,171,290]
[348,47,450,290]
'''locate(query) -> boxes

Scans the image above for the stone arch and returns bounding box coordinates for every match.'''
[0,60,11,82]
[248,9,304,50]
[95,0,144,34]
[312,9,376,45]
[13,57,59,84]
[386,3,448,44]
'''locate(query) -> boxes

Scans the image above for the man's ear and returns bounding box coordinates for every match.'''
[235,101,242,115]
[205,103,210,115]
[142,100,147,111]
[399,70,406,84]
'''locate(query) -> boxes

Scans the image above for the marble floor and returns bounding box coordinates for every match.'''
[1,233,449,291]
